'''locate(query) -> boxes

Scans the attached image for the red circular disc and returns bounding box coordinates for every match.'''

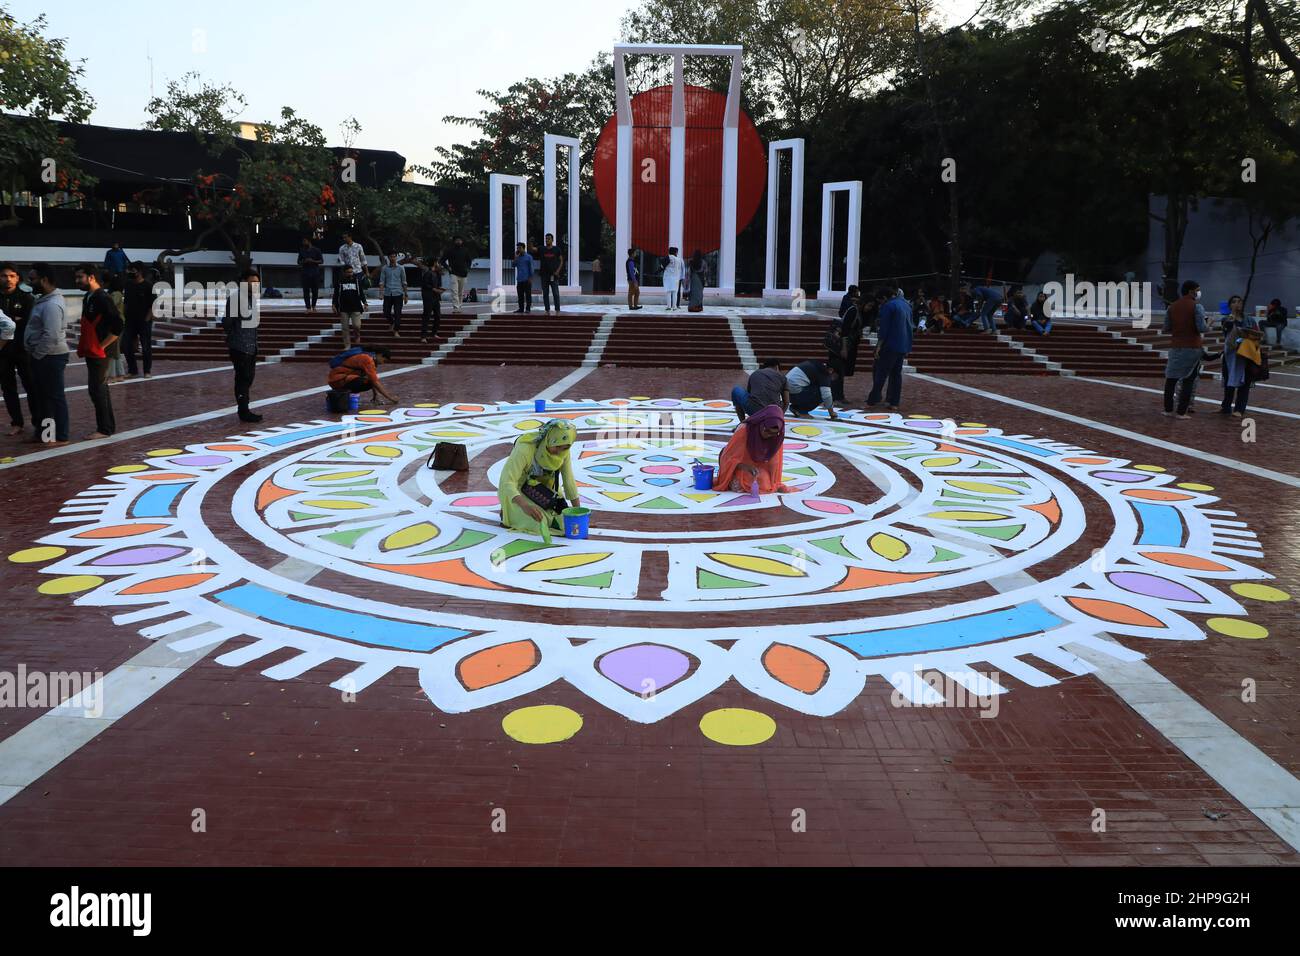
[592,85,766,258]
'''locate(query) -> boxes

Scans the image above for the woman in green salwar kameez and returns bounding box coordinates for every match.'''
[497,419,581,533]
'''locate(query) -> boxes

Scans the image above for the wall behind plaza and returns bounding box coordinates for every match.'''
[1144,195,1300,312]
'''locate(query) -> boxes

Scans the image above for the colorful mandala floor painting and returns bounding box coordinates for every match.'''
[13,399,1277,745]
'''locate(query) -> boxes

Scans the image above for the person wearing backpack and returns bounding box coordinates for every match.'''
[328,346,398,405]
[332,265,367,348]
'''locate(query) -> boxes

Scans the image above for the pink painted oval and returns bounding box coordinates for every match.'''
[642,465,684,475]
[452,496,500,507]
[806,499,852,515]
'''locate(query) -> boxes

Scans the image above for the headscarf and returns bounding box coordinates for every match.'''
[744,405,786,463]
[527,419,577,479]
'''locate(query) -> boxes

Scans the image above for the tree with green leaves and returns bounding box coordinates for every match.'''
[141,74,338,272]
[0,6,95,229]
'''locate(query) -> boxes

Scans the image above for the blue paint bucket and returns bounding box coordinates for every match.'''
[535,399,547,413]
[692,464,715,491]
[1219,301,1230,315]
[562,507,591,540]
[348,394,360,413]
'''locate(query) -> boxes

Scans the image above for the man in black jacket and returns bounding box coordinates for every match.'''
[332,265,367,348]
[0,261,36,436]
[122,262,159,378]
[224,268,263,423]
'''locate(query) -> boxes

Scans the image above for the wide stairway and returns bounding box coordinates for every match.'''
[1007,324,1168,377]
[600,313,739,367]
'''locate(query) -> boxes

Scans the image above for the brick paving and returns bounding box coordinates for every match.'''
[0,358,1296,866]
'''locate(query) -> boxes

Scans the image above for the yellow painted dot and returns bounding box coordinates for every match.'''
[683,397,703,403]
[1207,618,1269,640]
[907,415,933,420]
[1178,483,1215,492]
[961,422,986,428]
[1231,584,1291,603]
[38,575,104,596]
[360,410,386,416]
[146,449,183,458]
[9,546,67,564]
[415,403,440,408]
[502,705,583,744]
[108,465,150,474]
[699,709,777,747]
[1133,465,1166,473]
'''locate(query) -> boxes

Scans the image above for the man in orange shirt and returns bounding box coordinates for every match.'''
[327,347,399,405]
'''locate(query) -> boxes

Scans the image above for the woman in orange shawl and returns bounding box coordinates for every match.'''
[713,404,791,494]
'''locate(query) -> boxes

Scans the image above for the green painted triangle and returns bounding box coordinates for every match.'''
[786,466,816,477]
[931,547,963,563]
[811,536,856,559]
[293,466,333,477]
[941,490,997,502]
[594,475,631,486]
[329,450,356,459]
[973,461,1000,470]
[698,569,762,590]
[761,544,809,559]
[971,524,1025,541]
[642,496,685,510]
[554,571,615,589]
[1004,479,1031,487]
[335,489,386,499]
[418,528,495,556]
[897,452,932,460]
[289,511,328,522]
[321,526,377,547]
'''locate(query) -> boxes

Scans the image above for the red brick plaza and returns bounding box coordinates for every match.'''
[1,305,1297,870]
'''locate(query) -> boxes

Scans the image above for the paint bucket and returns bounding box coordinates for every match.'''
[535,399,547,413]
[1219,300,1230,315]
[348,394,360,413]
[562,507,591,540]
[692,464,715,491]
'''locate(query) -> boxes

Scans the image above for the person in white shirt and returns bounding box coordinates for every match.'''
[662,246,684,311]
[338,233,368,296]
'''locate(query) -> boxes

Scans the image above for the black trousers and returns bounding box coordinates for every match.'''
[383,295,404,331]
[541,275,561,311]
[122,319,153,376]
[303,278,320,311]
[421,292,441,338]
[1222,383,1251,414]
[1163,365,1199,415]
[230,349,257,412]
[0,345,34,427]
[85,355,116,435]
[516,282,533,313]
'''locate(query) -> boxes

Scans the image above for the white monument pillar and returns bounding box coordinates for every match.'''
[543,133,582,293]
[817,180,863,303]
[488,172,529,299]
[612,43,745,297]
[762,138,805,301]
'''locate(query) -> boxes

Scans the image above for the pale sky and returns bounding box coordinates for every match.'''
[19,0,985,171]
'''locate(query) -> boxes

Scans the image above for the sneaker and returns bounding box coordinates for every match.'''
[1162,410,1174,417]
[239,410,264,423]
[421,337,428,343]
[6,425,24,436]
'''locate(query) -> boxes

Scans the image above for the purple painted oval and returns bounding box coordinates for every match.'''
[1108,572,1206,603]
[92,545,189,567]
[599,645,691,693]
[1094,471,1147,483]
[406,409,439,417]
[906,421,944,429]
[172,455,231,467]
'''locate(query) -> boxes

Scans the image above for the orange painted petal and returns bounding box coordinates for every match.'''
[367,559,507,590]
[75,523,169,539]
[1066,596,1165,628]
[1139,552,1232,572]
[257,480,297,512]
[1026,499,1061,523]
[120,573,217,595]
[832,568,939,592]
[763,644,828,694]
[458,640,539,690]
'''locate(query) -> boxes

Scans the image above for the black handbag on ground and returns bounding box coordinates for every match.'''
[427,442,469,471]
[326,389,351,413]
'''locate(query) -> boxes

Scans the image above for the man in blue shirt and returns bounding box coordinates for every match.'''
[625,248,642,311]
[513,243,535,313]
[971,284,1004,333]
[867,286,913,411]
[103,242,129,278]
